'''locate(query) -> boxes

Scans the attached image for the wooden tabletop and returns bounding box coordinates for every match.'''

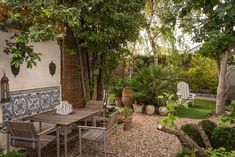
[24,108,103,126]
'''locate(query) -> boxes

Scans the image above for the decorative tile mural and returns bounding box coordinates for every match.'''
[1,86,60,121]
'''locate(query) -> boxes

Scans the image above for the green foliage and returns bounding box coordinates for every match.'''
[0,151,25,157]
[220,103,235,124]
[157,93,181,110]
[185,54,218,94]
[119,107,133,118]
[1,0,146,71]
[4,33,41,68]
[131,64,177,106]
[181,124,205,148]
[131,92,147,104]
[159,113,176,130]
[199,120,217,142]
[109,78,129,97]
[206,148,235,157]
[211,126,235,151]
[176,147,197,157]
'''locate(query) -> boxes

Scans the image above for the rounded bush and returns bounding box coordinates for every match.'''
[211,126,235,151]
[181,124,205,148]
[200,120,217,142]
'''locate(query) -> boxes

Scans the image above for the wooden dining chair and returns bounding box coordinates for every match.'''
[77,111,119,157]
[5,120,57,157]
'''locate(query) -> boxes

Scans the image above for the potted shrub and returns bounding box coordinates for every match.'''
[157,93,180,116]
[110,79,125,107]
[131,92,146,113]
[131,65,177,115]
[119,107,133,131]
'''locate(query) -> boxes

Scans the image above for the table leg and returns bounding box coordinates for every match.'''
[57,126,60,157]
[39,122,42,132]
[64,126,68,157]
[6,133,10,153]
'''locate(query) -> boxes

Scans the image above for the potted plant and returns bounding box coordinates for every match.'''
[119,107,133,131]
[110,78,126,107]
[157,93,178,116]
[131,92,146,113]
[131,65,177,115]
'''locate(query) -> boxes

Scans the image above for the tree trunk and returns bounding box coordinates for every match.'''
[146,27,158,65]
[194,124,212,148]
[215,53,221,79]
[216,50,230,114]
[157,125,209,157]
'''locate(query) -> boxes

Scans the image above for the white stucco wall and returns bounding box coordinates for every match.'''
[0,31,61,91]
[0,31,61,149]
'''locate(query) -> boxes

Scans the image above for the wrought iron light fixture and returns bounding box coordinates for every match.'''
[1,72,10,103]
[49,61,56,76]
[11,65,20,77]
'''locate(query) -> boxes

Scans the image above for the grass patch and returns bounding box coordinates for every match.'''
[175,99,215,119]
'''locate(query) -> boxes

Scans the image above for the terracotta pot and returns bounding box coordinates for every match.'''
[159,106,168,116]
[145,105,155,115]
[123,117,132,131]
[133,102,144,113]
[122,87,134,108]
[114,97,123,107]
[116,114,125,122]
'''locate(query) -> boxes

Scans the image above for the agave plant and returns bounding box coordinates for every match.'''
[131,64,177,106]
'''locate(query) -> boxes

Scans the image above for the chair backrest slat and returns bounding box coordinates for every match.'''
[177,81,190,99]
[106,111,118,129]
[6,121,37,138]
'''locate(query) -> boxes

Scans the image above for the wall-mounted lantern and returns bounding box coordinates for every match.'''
[1,72,10,103]
[49,61,56,76]
[11,65,20,77]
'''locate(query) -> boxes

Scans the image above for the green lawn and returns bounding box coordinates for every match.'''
[175,99,216,119]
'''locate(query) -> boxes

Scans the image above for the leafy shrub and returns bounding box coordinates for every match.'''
[131,64,177,106]
[200,120,217,142]
[131,92,147,104]
[181,124,205,148]
[110,78,129,97]
[211,126,235,151]
[206,148,235,157]
[184,54,218,94]
[175,147,196,157]
[0,151,25,157]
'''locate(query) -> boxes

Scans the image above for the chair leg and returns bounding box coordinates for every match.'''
[79,129,82,157]
[115,126,117,156]
[37,142,41,157]
[104,137,107,157]
[6,133,10,153]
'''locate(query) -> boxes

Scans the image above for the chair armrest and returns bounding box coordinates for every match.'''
[176,93,181,96]
[77,125,107,130]
[36,126,57,137]
[93,116,109,121]
[189,93,196,98]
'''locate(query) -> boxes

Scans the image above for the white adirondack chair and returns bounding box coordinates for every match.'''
[177,81,196,104]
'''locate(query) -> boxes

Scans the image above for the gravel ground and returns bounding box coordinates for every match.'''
[67,113,182,157]
[45,113,219,157]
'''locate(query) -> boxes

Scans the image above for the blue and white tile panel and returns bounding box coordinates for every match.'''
[1,86,60,121]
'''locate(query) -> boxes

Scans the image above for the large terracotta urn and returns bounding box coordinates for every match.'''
[122,87,134,108]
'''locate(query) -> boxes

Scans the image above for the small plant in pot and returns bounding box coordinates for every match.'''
[131,92,146,113]
[157,93,179,116]
[119,107,133,131]
[110,78,127,107]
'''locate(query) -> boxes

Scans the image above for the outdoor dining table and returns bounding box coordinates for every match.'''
[24,108,104,157]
